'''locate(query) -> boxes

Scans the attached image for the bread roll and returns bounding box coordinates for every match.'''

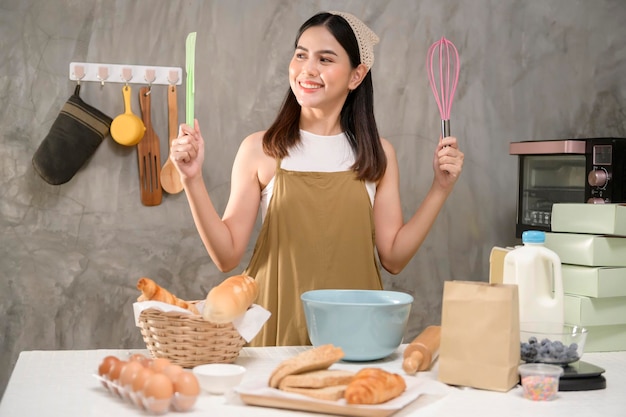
[202,274,258,324]
[281,385,348,401]
[344,368,406,405]
[279,369,355,390]
[136,277,199,314]
[269,344,344,388]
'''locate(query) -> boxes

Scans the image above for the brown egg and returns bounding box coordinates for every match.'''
[173,371,200,396]
[108,359,127,383]
[172,371,200,411]
[128,353,149,366]
[143,373,174,399]
[143,373,174,414]
[150,357,172,373]
[130,367,155,409]
[119,361,144,388]
[98,355,120,378]
[162,364,184,382]
[132,367,155,393]
[97,355,120,390]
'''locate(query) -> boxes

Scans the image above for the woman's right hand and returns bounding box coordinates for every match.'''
[170,119,204,181]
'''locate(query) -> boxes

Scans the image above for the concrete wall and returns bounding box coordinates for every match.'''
[1,0,625,396]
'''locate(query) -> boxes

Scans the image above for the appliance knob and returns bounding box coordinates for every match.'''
[587,197,606,204]
[588,169,609,187]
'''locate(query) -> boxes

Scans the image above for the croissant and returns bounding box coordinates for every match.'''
[344,368,406,405]
[136,277,199,314]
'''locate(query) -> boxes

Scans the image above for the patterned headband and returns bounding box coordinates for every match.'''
[329,11,379,70]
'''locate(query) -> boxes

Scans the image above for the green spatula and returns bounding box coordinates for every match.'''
[185,32,196,126]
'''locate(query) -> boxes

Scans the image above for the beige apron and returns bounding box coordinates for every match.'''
[244,161,382,347]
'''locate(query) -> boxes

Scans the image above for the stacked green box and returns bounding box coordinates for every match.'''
[544,233,626,267]
[562,265,626,298]
[546,203,626,352]
[551,203,626,236]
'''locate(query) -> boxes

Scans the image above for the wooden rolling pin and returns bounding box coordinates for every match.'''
[402,325,441,375]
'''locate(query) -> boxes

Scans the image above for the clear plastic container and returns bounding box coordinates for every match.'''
[518,363,564,401]
[93,373,197,414]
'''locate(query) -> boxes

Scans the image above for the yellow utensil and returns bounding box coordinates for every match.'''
[110,85,145,146]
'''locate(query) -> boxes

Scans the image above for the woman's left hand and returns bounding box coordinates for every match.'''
[433,136,464,190]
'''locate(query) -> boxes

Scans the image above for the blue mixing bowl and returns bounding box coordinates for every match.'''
[301,289,414,361]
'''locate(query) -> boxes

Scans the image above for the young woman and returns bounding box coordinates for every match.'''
[171,11,464,346]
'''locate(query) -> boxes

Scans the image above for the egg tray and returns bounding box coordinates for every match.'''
[137,305,246,368]
[93,374,197,414]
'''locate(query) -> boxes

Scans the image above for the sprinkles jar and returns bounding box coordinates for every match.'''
[518,364,564,401]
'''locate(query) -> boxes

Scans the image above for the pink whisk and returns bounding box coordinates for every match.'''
[427,37,460,139]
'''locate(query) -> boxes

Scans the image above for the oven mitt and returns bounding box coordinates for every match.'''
[32,84,112,185]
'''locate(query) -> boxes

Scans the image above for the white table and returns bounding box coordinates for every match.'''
[0,347,624,416]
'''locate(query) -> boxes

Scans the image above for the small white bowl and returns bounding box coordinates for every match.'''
[192,364,246,395]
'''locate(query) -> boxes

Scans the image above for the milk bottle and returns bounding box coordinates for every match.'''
[502,230,564,330]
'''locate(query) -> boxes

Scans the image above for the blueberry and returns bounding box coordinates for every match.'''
[521,336,577,363]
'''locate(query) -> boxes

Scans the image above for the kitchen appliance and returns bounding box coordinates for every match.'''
[560,361,607,391]
[509,137,626,237]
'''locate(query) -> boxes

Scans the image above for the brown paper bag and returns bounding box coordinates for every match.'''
[438,280,520,392]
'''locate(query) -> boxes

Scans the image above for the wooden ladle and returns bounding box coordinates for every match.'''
[160,85,183,194]
[110,85,145,146]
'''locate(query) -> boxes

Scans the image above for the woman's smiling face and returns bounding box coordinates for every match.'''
[289,25,358,111]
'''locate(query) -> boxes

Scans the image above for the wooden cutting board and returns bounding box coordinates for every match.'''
[237,377,425,417]
[239,392,398,417]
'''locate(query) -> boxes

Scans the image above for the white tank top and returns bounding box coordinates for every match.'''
[260,130,376,220]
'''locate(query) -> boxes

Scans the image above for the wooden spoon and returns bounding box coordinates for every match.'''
[160,85,183,194]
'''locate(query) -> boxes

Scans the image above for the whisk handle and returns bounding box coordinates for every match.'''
[441,119,451,139]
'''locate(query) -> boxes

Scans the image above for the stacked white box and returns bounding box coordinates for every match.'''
[546,203,626,352]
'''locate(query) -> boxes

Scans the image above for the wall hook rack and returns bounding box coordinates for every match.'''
[69,62,183,86]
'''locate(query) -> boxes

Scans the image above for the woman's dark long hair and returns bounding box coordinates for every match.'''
[262,12,387,182]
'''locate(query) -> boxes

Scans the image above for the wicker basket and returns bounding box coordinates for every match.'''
[137,303,246,368]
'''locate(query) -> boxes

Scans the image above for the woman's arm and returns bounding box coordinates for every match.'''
[373,136,464,274]
[172,121,265,272]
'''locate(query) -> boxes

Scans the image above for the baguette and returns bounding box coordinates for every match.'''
[202,274,258,323]
[136,277,199,314]
[344,368,406,405]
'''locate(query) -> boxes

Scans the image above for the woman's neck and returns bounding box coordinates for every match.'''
[299,111,343,136]
[297,92,349,136]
